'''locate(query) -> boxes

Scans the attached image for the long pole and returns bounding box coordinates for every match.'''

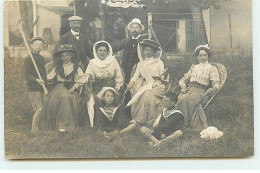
[73,0,76,16]
[228,14,232,48]
[99,1,106,40]
[18,22,48,95]
[148,13,152,39]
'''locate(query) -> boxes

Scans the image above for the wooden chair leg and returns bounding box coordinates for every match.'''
[207,103,215,126]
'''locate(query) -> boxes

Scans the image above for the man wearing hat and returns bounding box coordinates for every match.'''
[58,15,93,71]
[112,18,146,119]
[112,18,146,83]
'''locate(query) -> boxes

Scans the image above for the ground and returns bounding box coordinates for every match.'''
[4,49,254,159]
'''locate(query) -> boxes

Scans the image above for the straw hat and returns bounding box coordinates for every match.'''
[127,18,145,32]
[54,44,76,57]
[68,15,83,21]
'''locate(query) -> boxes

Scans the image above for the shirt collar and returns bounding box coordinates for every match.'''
[144,56,154,61]
[71,29,79,36]
[132,35,141,40]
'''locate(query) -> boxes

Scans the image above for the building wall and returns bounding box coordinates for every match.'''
[210,0,252,51]
[36,6,61,43]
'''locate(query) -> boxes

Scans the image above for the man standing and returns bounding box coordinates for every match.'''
[112,18,146,119]
[59,15,93,71]
[112,18,145,83]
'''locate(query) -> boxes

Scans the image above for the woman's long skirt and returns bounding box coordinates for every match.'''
[176,86,208,131]
[40,83,79,132]
[131,83,165,126]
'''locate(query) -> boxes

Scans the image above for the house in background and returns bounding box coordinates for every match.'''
[4,0,252,58]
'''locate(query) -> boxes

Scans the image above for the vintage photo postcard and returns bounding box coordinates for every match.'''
[3,0,253,159]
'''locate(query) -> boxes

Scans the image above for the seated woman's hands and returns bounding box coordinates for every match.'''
[127,81,135,90]
[68,86,77,94]
[180,85,187,94]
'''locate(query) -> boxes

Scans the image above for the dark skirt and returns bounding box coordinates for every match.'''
[39,83,79,132]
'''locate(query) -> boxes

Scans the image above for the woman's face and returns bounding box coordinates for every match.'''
[103,90,115,106]
[97,46,108,60]
[197,50,208,63]
[61,51,72,64]
[144,46,156,59]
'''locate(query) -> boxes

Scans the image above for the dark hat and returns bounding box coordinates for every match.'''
[139,39,160,51]
[31,36,45,43]
[54,44,76,57]
[43,28,52,34]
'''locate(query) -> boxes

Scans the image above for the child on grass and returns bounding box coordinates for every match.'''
[140,92,184,147]
[24,36,47,133]
[95,87,130,139]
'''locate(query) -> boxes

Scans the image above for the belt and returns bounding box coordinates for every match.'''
[188,82,208,90]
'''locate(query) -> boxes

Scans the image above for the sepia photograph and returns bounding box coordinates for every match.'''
[3,0,253,159]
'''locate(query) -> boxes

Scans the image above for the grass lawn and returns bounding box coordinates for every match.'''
[4,50,254,159]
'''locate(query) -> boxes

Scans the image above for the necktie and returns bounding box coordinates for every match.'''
[132,39,138,48]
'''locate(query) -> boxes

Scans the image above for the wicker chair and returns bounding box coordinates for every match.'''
[173,63,227,125]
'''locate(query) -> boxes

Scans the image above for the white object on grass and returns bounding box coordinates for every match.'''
[200,126,223,139]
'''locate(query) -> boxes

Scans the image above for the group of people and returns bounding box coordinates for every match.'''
[24,15,220,146]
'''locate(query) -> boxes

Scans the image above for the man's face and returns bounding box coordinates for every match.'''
[162,96,175,109]
[69,21,81,32]
[130,23,141,37]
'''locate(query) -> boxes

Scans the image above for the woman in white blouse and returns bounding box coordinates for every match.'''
[39,44,87,132]
[176,44,220,131]
[126,39,169,129]
[85,41,124,102]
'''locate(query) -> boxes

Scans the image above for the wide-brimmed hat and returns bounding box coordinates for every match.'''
[31,36,45,44]
[68,15,83,21]
[139,39,160,51]
[54,44,76,57]
[127,18,145,32]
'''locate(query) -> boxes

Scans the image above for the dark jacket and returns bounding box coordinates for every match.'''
[94,104,129,132]
[112,35,145,83]
[24,52,48,92]
[59,31,93,67]
[152,109,184,140]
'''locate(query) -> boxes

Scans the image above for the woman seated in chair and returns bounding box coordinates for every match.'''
[176,44,220,131]
[85,40,124,103]
[125,39,169,132]
[40,44,87,132]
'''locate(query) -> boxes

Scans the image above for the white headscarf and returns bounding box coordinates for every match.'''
[91,40,116,68]
[137,44,162,83]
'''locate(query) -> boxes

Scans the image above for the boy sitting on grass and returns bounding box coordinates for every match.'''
[24,36,47,133]
[140,92,184,147]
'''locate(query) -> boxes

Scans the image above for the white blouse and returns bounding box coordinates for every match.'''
[47,62,87,89]
[131,57,164,82]
[85,56,124,90]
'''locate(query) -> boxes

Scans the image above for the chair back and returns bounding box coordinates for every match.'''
[202,63,227,110]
